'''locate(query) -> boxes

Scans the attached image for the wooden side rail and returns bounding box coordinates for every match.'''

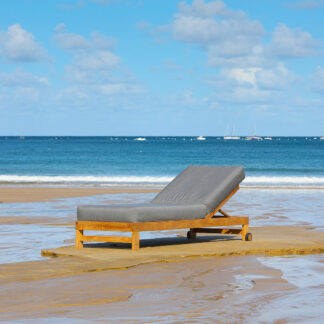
[188,224,250,241]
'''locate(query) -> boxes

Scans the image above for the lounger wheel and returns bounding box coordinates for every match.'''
[245,233,252,241]
[187,231,190,239]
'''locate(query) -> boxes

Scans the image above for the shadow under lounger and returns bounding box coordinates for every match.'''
[76,165,252,250]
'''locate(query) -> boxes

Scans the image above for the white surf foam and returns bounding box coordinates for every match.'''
[244,176,324,185]
[1,174,324,187]
[0,175,173,184]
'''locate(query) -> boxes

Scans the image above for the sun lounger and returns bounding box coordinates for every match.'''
[76,166,252,250]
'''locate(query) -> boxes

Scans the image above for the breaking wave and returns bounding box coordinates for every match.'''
[1,174,324,188]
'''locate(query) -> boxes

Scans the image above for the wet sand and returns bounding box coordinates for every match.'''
[0,187,158,203]
[0,255,295,322]
[1,186,324,322]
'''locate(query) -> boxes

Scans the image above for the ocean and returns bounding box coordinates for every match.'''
[1,136,324,187]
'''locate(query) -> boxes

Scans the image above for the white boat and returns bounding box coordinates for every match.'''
[134,137,146,141]
[264,137,272,140]
[224,125,240,140]
[245,125,262,140]
[245,136,263,140]
[320,137,324,140]
[224,136,240,140]
[197,136,206,140]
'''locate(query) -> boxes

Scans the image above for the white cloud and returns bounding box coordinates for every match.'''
[65,66,94,84]
[172,14,263,47]
[168,89,197,106]
[54,25,143,105]
[90,32,116,50]
[0,24,47,62]
[179,0,226,17]
[0,70,50,107]
[169,2,320,68]
[255,64,296,90]
[207,44,267,68]
[284,0,324,9]
[178,0,244,19]
[54,24,121,73]
[54,24,89,50]
[270,23,321,58]
[57,0,85,10]
[223,87,276,104]
[311,66,324,93]
[135,21,151,31]
[154,0,321,69]
[54,24,116,51]
[225,68,260,86]
[75,51,121,70]
[168,1,266,68]
[92,0,120,4]
[0,69,49,87]
[96,83,143,95]
[205,63,295,105]
[145,0,320,106]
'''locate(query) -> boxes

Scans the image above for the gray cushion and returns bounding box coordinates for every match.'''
[77,203,207,223]
[151,166,245,213]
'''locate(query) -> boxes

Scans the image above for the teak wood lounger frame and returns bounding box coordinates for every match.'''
[75,186,251,251]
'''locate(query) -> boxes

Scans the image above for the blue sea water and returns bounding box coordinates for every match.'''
[0,136,324,187]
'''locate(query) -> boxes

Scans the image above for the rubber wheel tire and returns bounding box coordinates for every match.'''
[245,233,252,241]
[187,231,191,239]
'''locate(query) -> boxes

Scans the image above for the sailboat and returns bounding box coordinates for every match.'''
[320,128,324,140]
[224,125,240,140]
[245,125,263,140]
[197,136,206,140]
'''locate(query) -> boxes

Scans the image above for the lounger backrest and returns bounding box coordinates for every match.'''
[151,166,245,213]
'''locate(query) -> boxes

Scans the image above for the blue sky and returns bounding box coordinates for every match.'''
[0,0,324,136]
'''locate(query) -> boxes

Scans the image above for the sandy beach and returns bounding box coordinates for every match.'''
[0,186,323,322]
[0,187,159,203]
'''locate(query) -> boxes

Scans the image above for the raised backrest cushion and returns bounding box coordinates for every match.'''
[151,166,245,213]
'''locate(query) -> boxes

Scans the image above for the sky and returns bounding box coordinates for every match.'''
[0,0,324,136]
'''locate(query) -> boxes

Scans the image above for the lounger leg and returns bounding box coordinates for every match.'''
[187,228,197,240]
[76,229,84,248]
[242,224,249,241]
[132,231,140,251]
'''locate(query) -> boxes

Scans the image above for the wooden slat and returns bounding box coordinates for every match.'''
[132,232,140,251]
[242,224,249,241]
[75,229,83,248]
[192,228,242,235]
[218,209,230,217]
[77,217,248,233]
[76,221,132,231]
[205,186,239,219]
[81,235,132,243]
[131,216,248,231]
[77,216,248,232]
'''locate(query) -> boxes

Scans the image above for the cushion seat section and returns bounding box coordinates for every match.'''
[77,203,207,223]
